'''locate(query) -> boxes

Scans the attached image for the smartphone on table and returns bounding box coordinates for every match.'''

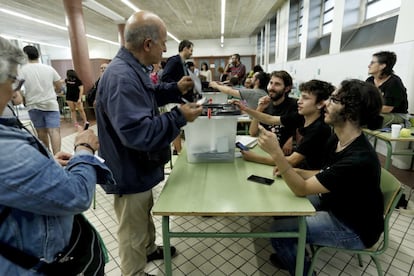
[247,174,274,185]
[235,142,249,151]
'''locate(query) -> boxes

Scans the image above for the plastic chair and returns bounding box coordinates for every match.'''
[308,168,403,276]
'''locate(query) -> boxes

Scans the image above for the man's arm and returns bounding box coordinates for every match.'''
[209,81,240,98]
[233,100,281,125]
[11,91,23,105]
[54,80,63,93]
[381,105,394,113]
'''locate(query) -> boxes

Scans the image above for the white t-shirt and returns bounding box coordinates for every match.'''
[19,63,61,111]
[199,70,212,82]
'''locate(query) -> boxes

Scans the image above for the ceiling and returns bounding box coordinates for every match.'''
[0,0,285,48]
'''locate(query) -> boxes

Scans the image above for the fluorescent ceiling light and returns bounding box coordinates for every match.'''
[0,8,66,31]
[0,8,118,46]
[121,0,180,43]
[221,0,226,34]
[121,0,140,12]
[83,0,125,23]
[1,33,69,49]
[221,0,226,46]
[86,34,119,45]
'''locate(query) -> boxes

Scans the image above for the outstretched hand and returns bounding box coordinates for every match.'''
[179,103,203,122]
[177,76,194,94]
[258,125,280,155]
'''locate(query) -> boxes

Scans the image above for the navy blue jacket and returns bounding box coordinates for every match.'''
[95,47,187,194]
[161,54,194,102]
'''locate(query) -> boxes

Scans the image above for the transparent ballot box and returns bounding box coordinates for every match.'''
[184,104,240,163]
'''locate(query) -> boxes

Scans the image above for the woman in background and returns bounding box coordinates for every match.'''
[65,69,88,128]
[199,62,212,82]
[366,51,409,127]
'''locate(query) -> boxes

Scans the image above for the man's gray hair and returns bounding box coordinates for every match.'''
[125,24,161,50]
[0,36,26,83]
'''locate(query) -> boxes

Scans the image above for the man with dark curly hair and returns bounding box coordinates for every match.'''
[259,79,384,275]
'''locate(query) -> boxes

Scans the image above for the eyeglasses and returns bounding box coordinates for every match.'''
[328,95,342,104]
[8,74,25,91]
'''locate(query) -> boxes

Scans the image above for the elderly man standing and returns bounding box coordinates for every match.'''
[95,11,203,276]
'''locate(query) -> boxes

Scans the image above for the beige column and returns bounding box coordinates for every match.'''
[62,0,94,93]
[118,24,125,46]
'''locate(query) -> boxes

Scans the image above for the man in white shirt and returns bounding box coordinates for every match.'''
[20,46,62,154]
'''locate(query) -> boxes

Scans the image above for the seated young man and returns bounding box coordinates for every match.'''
[247,70,298,157]
[234,79,335,171]
[258,79,384,275]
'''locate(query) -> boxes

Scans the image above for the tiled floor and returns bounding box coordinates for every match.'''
[61,123,414,276]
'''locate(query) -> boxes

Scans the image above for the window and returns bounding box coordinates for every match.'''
[341,0,401,51]
[306,0,331,58]
[268,15,277,64]
[256,31,262,65]
[322,0,334,35]
[366,0,401,20]
[287,0,304,61]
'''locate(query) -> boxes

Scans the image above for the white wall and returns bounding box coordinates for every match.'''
[164,37,256,58]
[266,0,414,114]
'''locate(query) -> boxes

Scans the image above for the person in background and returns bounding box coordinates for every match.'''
[150,62,160,84]
[199,62,212,82]
[65,69,88,128]
[234,79,334,171]
[161,39,194,155]
[95,11,202,276]
[258,79,384,276]
[157,60,166,80]
[0,35,115,275]
[87,62,108,107]
[19,45,62,154]
[249,70,298,156]
[209,71,269,109]
[247,64,264,79]
[224,53,246,85]
[217,66,227,82]
[366,51,409,127]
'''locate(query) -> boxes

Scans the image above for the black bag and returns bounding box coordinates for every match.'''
[86,79,99,107]
[86,85,97,107]
[0,211,107,276]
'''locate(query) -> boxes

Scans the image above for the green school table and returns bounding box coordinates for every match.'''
[153,148,316,275]
[363,127,414,170]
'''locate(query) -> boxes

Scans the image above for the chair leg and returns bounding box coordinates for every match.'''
[308,246,323,276]
[357,253,363,267]
[371,256,383,276]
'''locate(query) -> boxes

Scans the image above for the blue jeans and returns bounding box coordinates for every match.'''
[270,195,365,276]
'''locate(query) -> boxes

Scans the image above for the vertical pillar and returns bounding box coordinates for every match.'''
[118,24,126,46]
[62,0,94,93]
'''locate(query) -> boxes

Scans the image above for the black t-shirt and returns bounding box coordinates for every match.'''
[261,97,297,147]
[366,74,408,113]
[65,78,83,102]
[281,113,332,169]
[316,134,384,247]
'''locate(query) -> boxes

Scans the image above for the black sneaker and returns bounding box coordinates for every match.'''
[147,246,177,262]
[269,253,287,270]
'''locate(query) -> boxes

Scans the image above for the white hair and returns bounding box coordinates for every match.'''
[0,36,26,83]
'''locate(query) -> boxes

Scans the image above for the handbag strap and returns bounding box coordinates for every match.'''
[0,207,46,270]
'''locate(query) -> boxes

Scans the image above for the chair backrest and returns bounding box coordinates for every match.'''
[380,168,402,216]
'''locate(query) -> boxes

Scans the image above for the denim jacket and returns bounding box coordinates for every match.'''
[0,118,116,275]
